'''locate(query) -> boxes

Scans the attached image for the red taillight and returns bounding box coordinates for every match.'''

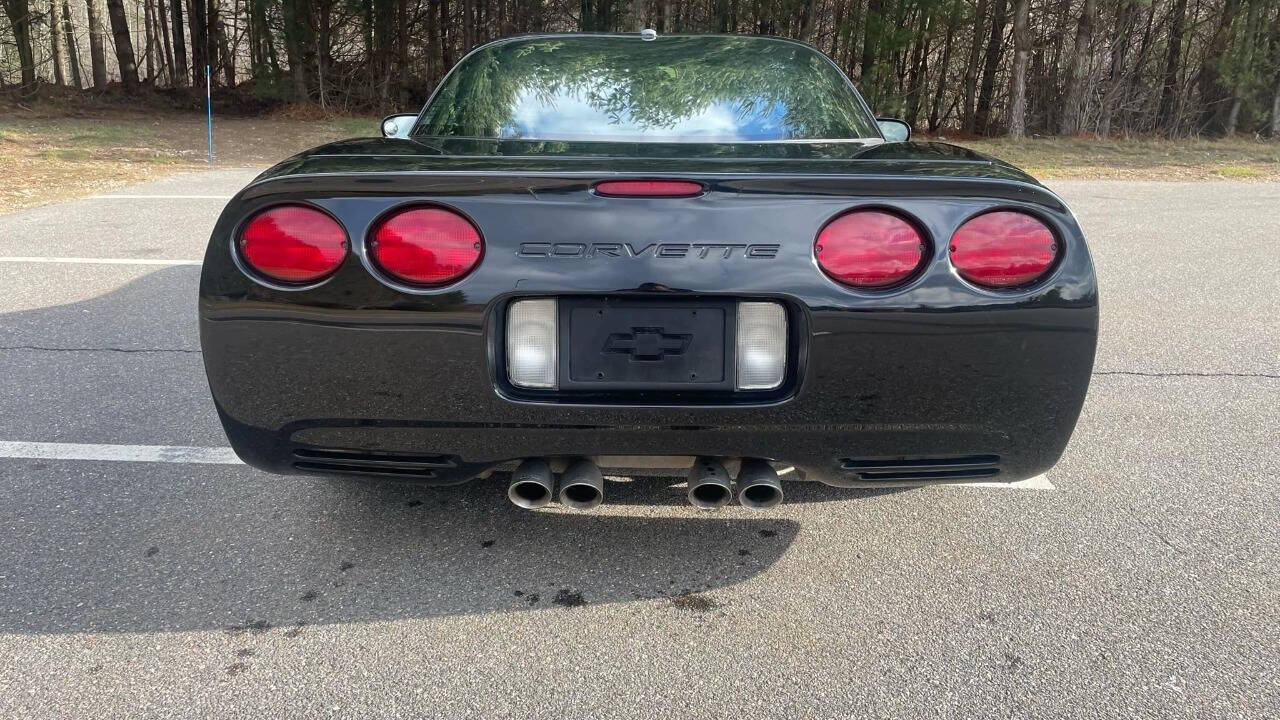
[593,180,704,197]
[369,206,483,286]
[950,211,1058,288]
[815,210,926,289]
[239,205,348,283]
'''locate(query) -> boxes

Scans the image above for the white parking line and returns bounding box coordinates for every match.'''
[0,441,241,464]
[0,441,1055,489]
[86,194,232,200]
[962,475,1055,490]
[0,257,201,266]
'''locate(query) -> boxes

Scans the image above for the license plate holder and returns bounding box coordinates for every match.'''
[559,298,735,391]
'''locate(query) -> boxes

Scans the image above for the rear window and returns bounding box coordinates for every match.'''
[414,35,879,143]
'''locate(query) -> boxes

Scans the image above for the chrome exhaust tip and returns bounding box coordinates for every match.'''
[558,458,604,510]
[508,458,555,509]
[736,459,783,510]
[687,457,733,510]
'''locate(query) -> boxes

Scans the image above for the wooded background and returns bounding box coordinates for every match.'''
[3,0,1279,137]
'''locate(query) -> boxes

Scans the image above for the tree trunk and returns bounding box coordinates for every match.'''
[51,0,68,85]
[62,0,84,88]
[209,0,233,86]
[105,0,141,90]
[1271,69,1280,137]
[1098,0,1137,137]
[439,0,452,72]
[929,0,960,132]
[974,0,1008,135]
[395,0,407,100]
[1272,13,1280,137]
[1223,0,1261,136]
[374,0,394,102]
[1,0,38,96]
[156,0,175,84]
[144,0,156,82]
[797,0,818,41]
[1008,0,1031,138]
[189,0,209,88]
[280,0,312,100]
[961,0,989,133]
[169,0,188,86]
[1059,0,1096,135]
[1158,0,1188,134]
[860,0,885,108]
[1195,0,1243,135]
[86,0,109,88]
[904,7,933,129]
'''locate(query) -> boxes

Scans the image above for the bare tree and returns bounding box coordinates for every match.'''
[50,0,67,85]
[1195,0,1243,135]
[170,0,188,86]
[961,0,990,133]
[61,0,85,88]
[1158,0,1188,134]
[2,0,38,95]
[143,0,156,81]
[975,0,1010,134]
[1008,0,1031,137]
[105,0,141,89]
[85,0,109,88]
[1060,0,1096,135]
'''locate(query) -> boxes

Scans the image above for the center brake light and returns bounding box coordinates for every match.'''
[369,206,483,286]
[593,180,704,198]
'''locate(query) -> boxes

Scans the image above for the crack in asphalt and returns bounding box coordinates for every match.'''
[1092,370,1279,380]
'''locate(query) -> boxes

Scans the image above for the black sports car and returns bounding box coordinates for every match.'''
[199,33,1098,511]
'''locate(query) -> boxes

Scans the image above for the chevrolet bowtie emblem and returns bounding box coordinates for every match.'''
[603,327,691,361]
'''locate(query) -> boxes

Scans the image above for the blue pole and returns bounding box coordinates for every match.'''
[205,65,213,167]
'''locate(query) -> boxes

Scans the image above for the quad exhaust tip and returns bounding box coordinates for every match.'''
[687,457,733,510]
[558,458,605,510]
[508,458,555,509]
[736,459,784,510]
[509,456,783,511]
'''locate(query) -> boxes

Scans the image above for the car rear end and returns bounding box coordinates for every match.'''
[197,34,1098,507]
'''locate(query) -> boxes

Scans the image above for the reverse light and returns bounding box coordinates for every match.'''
[950,211,1059,288]
[815,210,926,289]
[369,206,483,286]
[593,180,704,197]
[238,205,348,284]
[507,299,558,389]
[736,302,787,390]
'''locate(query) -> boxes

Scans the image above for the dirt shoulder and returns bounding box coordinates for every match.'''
[960,136,1280,180]
[0,107,372,213]
[3,107,1278,213]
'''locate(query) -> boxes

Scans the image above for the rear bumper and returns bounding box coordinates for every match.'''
[201,294,1096,487]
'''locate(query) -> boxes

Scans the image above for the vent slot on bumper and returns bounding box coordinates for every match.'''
[839,455,1001,482]
[292,448,458,480]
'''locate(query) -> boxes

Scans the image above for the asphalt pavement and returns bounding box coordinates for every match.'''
[0,172,1276,719]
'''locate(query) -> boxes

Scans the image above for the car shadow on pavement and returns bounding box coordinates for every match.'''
[0,461,815,634]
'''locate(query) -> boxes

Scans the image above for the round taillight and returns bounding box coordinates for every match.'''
[950,211,1059,288]
[238,205,348,283]
[369,207,483,286]
[815,210,926,289]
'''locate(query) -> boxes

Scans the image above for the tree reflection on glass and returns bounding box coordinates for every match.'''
[415,36,879,143]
